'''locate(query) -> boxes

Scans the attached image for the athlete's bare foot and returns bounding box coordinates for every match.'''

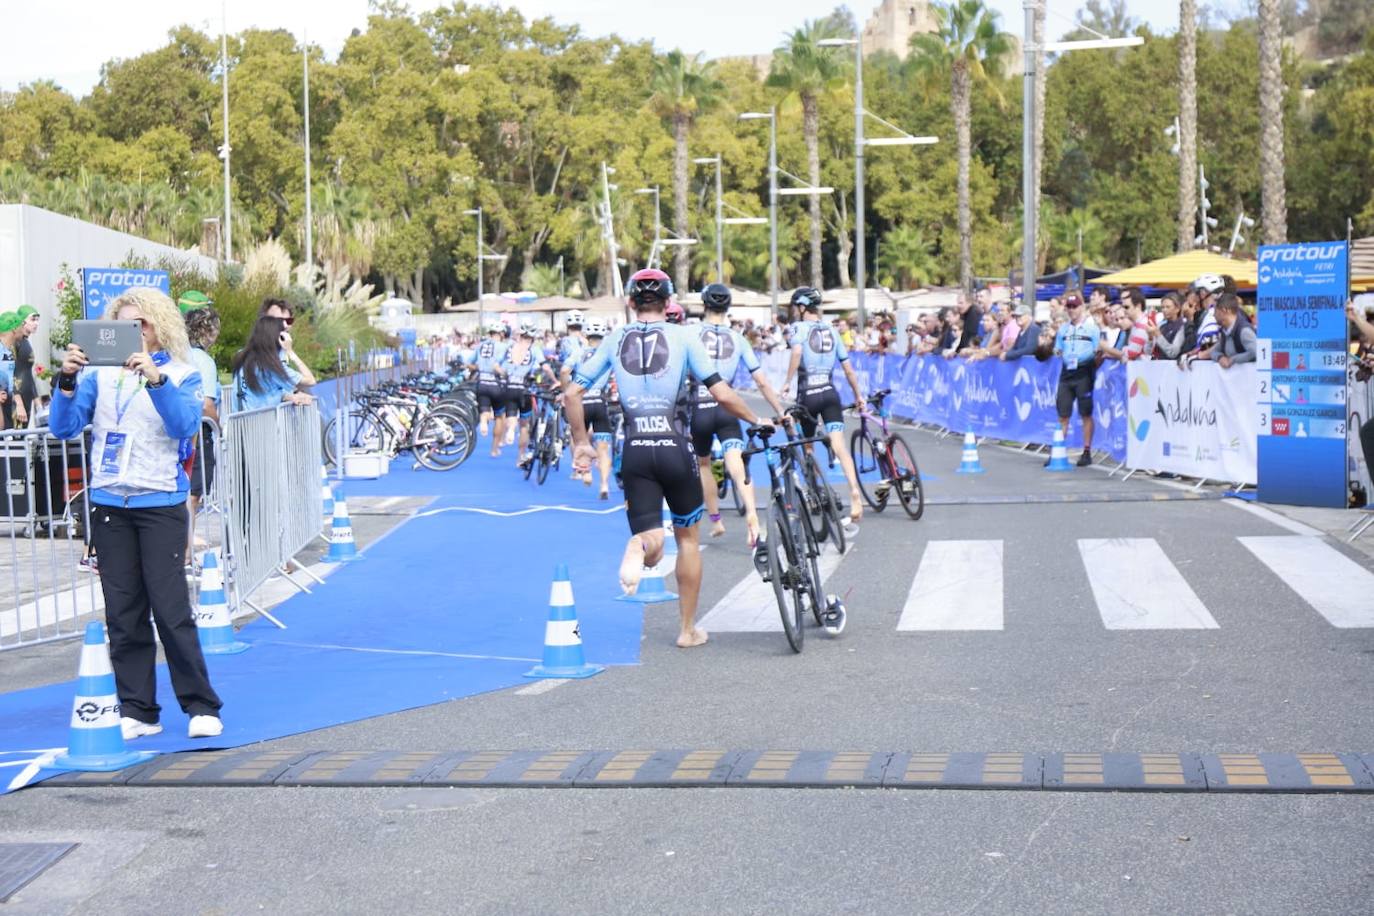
[479,421,489,437]
[849,490,863,524]
[675,627,709,648]
[710,518,726,538]
[744,512,760,547]
[581,472,593,486]
[619,538,646,595]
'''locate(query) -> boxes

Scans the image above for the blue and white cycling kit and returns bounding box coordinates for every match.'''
[574,346,614,442]
[790,318,849,435]
[690,323,761,456]
[1052,317,1099,417]
[472,338,510,415]
[500,344,545,419]
[574,321,723,534]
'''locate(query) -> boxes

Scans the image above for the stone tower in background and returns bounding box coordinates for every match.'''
[861,0,938,60]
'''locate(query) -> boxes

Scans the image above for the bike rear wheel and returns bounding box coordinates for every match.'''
[323,410,386,467]
[800,452,832,547]
[411,410,469,471]
[767,505,804,653]
[887,434,925,520]
[849,428,887,512]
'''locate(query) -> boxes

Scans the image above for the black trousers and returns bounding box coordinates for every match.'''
[1362,418,1374,493]
[92,502,222,723]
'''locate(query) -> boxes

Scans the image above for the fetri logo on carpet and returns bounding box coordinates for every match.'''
[1128,377,1151,442]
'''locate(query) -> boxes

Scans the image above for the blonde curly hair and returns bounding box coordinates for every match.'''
[103,287,190,363]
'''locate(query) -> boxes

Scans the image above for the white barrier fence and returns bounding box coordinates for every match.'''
[1125,362,1259,485]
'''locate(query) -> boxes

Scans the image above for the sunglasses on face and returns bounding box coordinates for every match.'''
[281,316,294,326]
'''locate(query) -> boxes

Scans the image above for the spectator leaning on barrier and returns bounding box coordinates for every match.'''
[231,316,315,411]
[0,312,22,428]
[1051,291,1099,467]
[1186,274,1225,361]
[1149,292,1188,360]
[1120,289,1152,361]
[184,307,221,559]
[14,305,40,425]
[1348,301,1374,483]
[1196,293,1256,369]
[258,298,317,391]
[949,290,983,354]
[1001,303,1041,360]
[50,287,224,740]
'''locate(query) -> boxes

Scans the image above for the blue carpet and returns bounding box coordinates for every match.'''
[1,445,640,792]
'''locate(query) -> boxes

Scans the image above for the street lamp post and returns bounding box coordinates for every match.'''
[463,207,483,328]
[219,0,232,263]
[818,36,937,330]
[739,110,779,313]
[693,156,724,284]
[302,34,313,270]
[1020,3,1142,309]
[635,187,661,269]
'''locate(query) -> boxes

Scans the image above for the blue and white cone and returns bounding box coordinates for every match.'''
[660,501,677,558]
[195,552,248,655]
[525,564,604,679]
[616,558,678,604]
[326,493,360,562]
[1045,428,1073,472]
[52,623,156,772]
[321,464,334,516]
[956,432,985,474]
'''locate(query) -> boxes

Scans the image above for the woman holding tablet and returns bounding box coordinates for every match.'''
[50,287,224,741]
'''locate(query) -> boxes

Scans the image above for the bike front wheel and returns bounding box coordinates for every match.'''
[767,505,804,653]
[849,428,886,512]
[887,434,925,520]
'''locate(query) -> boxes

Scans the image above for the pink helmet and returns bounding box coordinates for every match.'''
[627,267,673,306]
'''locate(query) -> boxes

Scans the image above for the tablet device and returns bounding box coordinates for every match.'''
[71,320,144,367]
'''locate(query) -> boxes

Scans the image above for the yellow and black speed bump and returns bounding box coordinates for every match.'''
[422,750,596,787]
[1199,753,1374,792]
[34,750,1374,792]
[883,752,1041,789]
[1044,753,1206,791]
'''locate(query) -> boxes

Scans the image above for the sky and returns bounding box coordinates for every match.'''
[3,0,1194,98]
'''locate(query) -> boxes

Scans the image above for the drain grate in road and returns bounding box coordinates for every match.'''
[0,843,77,903]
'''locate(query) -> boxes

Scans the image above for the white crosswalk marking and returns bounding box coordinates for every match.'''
[1079,538,1219,630]
[697,543,849,633]
[897,540,1003,631]
[1238,536,1374,628]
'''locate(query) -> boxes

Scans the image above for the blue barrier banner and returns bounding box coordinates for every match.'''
[1255,241,1349,507]
[81,268,170,319]
[845,353,1127,461]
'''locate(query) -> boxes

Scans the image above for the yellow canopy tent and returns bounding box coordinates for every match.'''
[1093,250,1259,289]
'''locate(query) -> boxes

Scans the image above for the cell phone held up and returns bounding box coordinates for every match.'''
[70,320,143,367]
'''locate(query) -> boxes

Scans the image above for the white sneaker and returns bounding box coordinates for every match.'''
[187,715,223,738]
[120,717,162,741]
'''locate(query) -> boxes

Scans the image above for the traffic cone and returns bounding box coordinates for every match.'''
[956,432,985,474]
[194,552,248,655]
[525,564,605,679]
[616,558,678,604]
[321,464,334,516]
[660,501,677,558]
[326,491,360,562]
[52,623,156,772]
[1045,428,1073,472]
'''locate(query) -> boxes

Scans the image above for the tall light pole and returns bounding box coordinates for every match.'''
[463,208,484,328]
[693,155,724,284]
[302,33,313,271]
[634,186,661,269]
[739,110,778,313]
[219,0,232,262]
[1020,4,1142,308]
[600,162,624,299]
[819,36,936,329]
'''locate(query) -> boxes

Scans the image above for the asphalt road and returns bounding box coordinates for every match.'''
[3,423,1371,914]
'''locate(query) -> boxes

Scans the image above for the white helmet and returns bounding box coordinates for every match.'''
[1193,274,1225,295]
[585,318,608,337]
[518,321,537,337]
[566,309,585,328]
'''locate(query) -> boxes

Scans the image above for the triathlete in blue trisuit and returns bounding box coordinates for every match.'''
[692,283,787,544]
[504,322,550,469]
[468,325,510,456]
[566,268,771,648]
[782,287,865,523]
[557,309,588,369]
[570,318,615,498]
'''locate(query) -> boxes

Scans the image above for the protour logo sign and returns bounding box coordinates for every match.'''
[1257,242,1343,285]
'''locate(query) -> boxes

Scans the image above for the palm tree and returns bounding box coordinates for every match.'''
[877,225,938,290]
[1045,208,1108,271]
[1257,0,1287,244]
[909,0,1013,295]
[1177,0,1199,251]
[647,50,723,295]
[523,263,563,298]
[1031,2,1046,257]
[767,19,851,292]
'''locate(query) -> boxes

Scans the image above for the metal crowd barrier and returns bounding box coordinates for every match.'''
[220,401,326,628]
[0,425,99,650]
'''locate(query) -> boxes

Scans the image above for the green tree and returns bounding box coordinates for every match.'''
[767,18,850,291]
[909,0,1013,294]
[648,50,723,293]
[876,224,937,289]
